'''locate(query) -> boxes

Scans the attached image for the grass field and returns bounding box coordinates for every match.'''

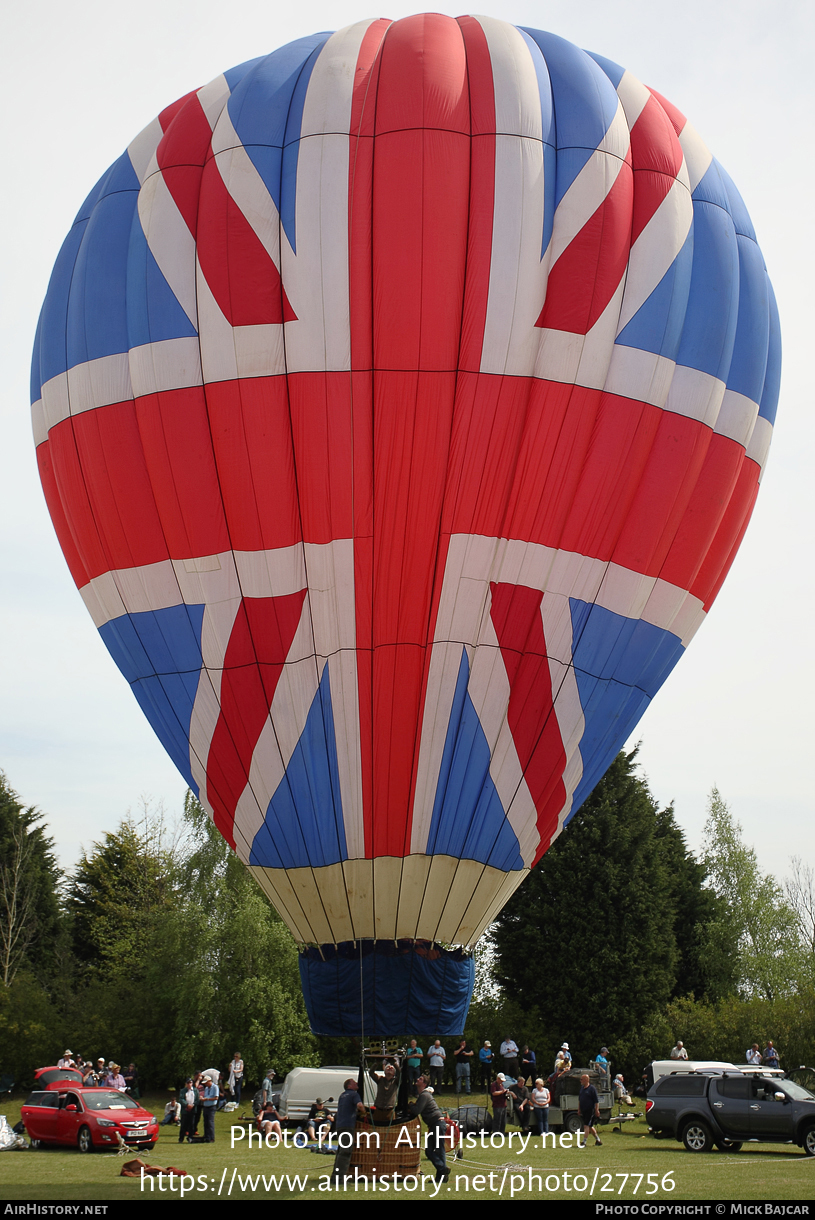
[2,1089,814,1203]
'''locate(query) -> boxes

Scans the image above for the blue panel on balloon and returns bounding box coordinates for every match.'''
[126,219,198,348]
[227,32,331,253]
[99,604,206,790]
[299,940,475,1036]
[250,664,347,869]
[567,599,685,815]
[427,646,524,872]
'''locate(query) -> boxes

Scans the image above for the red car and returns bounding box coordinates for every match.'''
[21,1086,159,1152]
[32,1066,84,1089]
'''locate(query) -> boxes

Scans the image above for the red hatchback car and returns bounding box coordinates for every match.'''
[21,1087,159,1152]
[32,1067,84,1089]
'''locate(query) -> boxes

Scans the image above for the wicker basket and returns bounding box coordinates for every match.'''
[350,1117,423,1178]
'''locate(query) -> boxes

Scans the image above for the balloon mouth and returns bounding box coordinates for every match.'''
[298,939,475,1037]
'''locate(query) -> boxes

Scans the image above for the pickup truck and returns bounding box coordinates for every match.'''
[646,1070,815,1155]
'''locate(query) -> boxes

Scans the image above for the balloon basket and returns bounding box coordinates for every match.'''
[350,1117,422,1179]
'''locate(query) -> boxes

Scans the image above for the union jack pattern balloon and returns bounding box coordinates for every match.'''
[32,15,780,1035]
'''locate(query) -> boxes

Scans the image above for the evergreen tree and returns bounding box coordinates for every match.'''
[491,749,712,1056]
[66,814,175,974]
[0,772,62,986]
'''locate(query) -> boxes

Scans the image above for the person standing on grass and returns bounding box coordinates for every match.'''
[228,1052,244,1105]
[408,1076,449,1184]
[491,1073,508,1133]
[454,1038,473,1095]
[201,1073,218,1142]
[532,1078,550,1135]
[406,1040,423,1092]
[500,1036,520,1078]
[577,1074,602,1147]
[479,1041,494,1091]
[428,1040,446,1090]
[179,1079,197,1144]
[331,1078,365,1184]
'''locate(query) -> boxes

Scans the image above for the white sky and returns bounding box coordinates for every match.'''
[2,0,811,883]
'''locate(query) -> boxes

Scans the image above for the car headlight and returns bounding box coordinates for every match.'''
[97,1119,116,1127]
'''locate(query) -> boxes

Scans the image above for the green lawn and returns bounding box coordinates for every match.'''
[2,1089,814,1202]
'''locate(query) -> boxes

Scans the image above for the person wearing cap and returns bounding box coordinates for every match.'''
[594,1047,610,1077]
[105,1063,126,1090]
[201,1073,219,1142]
[179,1078,197,1143]
[555,1043,572,1071]
[479,1041,494,1091]
[490,1073,508,1133]
[261,1067,276,1107]
[306,1097,333,1141]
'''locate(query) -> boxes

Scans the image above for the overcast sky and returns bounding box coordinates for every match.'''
[2,0,811,883]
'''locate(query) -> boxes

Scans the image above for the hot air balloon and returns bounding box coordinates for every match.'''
[31,15,779,1037]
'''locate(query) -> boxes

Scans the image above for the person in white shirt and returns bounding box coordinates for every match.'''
[746,1044,762,1066]
[500,1038,519,1077]
[670,1041,688,1060]
[428,1041,446,1089]
[228,1053,245,1104]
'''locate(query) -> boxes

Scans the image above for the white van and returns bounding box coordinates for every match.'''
[276,1067,377,1123]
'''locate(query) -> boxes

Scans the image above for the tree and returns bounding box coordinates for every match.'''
[491,749,706,1055]
[143,792,318,1086]
[702,788,801,1001]
[66,812,175,974]
[0,772,62,986]
[785,856,815,967]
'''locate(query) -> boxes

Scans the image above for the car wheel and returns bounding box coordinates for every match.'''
[802,1124,815,1157]
[566,1113,582,1135]
[77,1126,94,1154]
[716,1139,743,1153]
[682,1121,713,1153]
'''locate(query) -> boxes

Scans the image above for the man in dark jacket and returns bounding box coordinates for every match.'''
[331,1078,365,1183]
[409,1076,449,1183]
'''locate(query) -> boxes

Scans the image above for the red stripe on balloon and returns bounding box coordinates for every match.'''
[628,93,685,246]
[536,157,634,334]
[489,582,566,853]
[197,158,295,326]
[158,90,199,135]
[206,590,307,847]
[156,94,213,236]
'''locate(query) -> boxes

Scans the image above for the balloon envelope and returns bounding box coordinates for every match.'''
[32,15,779,1035]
